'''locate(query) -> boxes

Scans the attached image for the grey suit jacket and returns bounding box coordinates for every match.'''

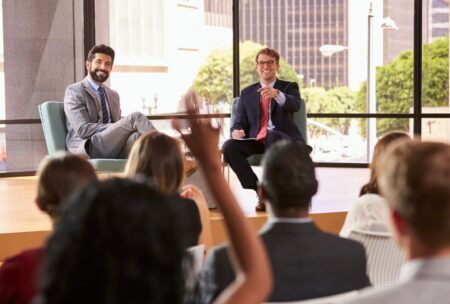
[342,258,450,304]
[64,77,121,154]
[196,221,371,303]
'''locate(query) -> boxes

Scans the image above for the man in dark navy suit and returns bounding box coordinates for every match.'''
[222,47,307,211]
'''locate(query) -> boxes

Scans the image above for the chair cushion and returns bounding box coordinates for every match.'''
[89,159,127,172]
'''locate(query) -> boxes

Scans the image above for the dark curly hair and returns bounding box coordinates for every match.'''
[86,44,115,64]
[37,178,185,304]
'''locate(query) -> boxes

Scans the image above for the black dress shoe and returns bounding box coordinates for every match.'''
[255,198,266,212]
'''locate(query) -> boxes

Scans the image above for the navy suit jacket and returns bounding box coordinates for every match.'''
[231,79,305,142]
[195,221,371,303]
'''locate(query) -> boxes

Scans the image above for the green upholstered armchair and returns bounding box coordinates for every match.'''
[38,101,126,173]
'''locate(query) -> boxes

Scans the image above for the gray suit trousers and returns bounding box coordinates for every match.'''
[88,111,155,158]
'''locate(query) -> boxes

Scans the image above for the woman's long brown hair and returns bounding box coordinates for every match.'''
[125,131,184,195]
[359,131,410,196]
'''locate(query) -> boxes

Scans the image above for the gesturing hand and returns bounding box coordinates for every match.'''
[172,90,221,167]
[257,86,279,100]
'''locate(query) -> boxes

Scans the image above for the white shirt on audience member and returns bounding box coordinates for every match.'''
[340,193,391,237]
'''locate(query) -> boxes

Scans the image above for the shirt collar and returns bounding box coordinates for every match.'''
[399,257,450,282]
[268,216,313,224]
[87,76,101,91]
[260,79,276,88]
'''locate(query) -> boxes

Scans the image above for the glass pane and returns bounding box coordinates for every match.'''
[238,0,414,114]
[308,117,412,163]
[0,124,47,173]
[422,0,450,114]
[421,118,450,143]
[109,0,233,115]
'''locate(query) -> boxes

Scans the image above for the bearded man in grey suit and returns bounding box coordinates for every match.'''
[343,141,450,304]
[64,44,155,158]
[195,141,370,303]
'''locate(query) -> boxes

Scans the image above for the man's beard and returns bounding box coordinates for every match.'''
[89,68,109,83]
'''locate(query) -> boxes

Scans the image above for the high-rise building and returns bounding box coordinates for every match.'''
[239,0,348,88]
[205,0,232,27]
[383,0,448,64]
[427,0,449,42]
[383,0,414,64]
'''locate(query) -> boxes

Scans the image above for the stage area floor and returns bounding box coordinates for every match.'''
[0,167,369,261]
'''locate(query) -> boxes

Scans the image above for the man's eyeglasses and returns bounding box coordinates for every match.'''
[257,60,277,67]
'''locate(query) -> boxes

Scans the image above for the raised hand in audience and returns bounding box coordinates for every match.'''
[173,90,273,304]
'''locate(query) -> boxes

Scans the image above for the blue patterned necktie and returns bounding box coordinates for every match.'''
[98,86,110,123]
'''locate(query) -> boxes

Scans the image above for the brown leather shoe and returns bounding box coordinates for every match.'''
[255,198,266,212]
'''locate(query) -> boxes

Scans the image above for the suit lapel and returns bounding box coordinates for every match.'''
[104,88,120,122]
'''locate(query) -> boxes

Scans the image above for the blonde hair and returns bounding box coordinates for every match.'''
[125,131,184,195]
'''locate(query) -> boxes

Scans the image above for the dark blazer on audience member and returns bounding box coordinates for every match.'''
[169,195,202,249]
[231,79,305,142]
[196,221,371,303]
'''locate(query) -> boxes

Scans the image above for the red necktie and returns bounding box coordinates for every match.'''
[256,88,271,141]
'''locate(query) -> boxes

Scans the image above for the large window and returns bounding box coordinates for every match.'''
[0,0,449,175]
[238,0,422,163]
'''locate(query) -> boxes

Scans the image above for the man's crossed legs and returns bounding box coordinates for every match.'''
[88,112,155,158]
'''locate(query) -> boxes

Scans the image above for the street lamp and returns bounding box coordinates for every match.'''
[319,1,398,161]
[319,45,348,57]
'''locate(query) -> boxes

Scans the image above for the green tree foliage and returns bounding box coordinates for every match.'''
[193,41,301,104]
[303,86,356,135]
[356,37,449,135]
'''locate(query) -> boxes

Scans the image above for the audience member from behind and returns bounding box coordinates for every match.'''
[341,132,410,237]
[343,141,450,304]
[173,90,272,303]
[340,132,409,287]
[196,140,370,303]
[125,131,212,249]
[36,178,185,304]
[0,153,97,304]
